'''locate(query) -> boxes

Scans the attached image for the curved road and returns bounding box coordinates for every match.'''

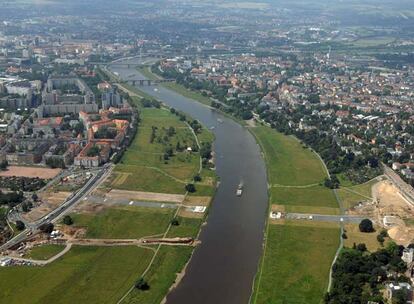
[110,59,269,304]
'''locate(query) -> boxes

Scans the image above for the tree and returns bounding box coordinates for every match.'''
[63,215,73,225]
[0,160,8,171]
[87,145,100,157]
[39,223,54,234]
[32,193,39,202]
[15,220,25,231]
[356,243,367,252]
[393,289,408,304]
[171,218,180,226]
[193,174,202,182]
[167,126,176,137]
[185,183,196,193]
[135,278,150,290]
[359,219,374,233]
[241,111,253,120]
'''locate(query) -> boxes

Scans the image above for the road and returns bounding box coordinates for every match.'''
[0,164,113,252]
[285,213,367,223]
[383,164,414,205]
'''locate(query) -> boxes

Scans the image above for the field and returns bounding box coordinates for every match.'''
[112,105,213,195]
[254,223,340,304]
[71,206,175,239]
[0,246,153,304]
[270,185,338,209]
[26,244,65,260]
[251,127,327,186]
[343,223,388,252]
[167,216,203,238]
[337,178,377,209]
[0,166,61,179]
[251,125,340,304]
[123,246,193,304]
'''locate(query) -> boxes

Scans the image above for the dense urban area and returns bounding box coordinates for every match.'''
[0,1,414,304]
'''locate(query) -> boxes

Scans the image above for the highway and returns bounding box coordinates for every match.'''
[0,164,112,252]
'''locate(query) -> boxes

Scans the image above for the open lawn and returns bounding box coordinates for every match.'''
[270,185,338,209]
[113,106,214,195]
[123,246,193,304]
[166,216,203,238]
[254,222,340,304]
[251,126,327,186]
[0,246,153,304]
[71,206,175,239]
[252,125,340,304]
[337,179,377,209]
[114,165,186,194]
[343,223,388,252]
[27,244,65,260]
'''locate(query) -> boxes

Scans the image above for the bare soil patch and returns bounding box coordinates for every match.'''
[22,191,71,222]
[0,166,61,179]
[349,180,414,245]
[73,201,107,215]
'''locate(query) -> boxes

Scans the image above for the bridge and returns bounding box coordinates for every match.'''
[126,79,175,86]
[108,63,139,68]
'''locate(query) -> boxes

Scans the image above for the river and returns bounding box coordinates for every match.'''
[109,59,269,304]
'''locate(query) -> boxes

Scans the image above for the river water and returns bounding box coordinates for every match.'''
[109,59,269,304]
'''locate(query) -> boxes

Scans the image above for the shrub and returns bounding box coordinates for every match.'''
[359,219,374,233]
[135,278,150,290]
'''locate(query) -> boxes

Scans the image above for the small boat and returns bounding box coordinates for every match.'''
[236,183,243,196]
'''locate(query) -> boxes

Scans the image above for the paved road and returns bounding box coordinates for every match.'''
[0,165,112,252]
[285,213,367,223]
[87,195,178,209]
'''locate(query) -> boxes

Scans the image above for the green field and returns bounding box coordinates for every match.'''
[113,107,202,194]
[251,125,340,304]
[26,244,65,260]
[71,206,175,239]
[254,223,340,304]
[123,246,193,304]
[251,126,327,186]
[337,179,377,209]
[166,217,203,238]
[0,246,153,304]
[270,185,338,209]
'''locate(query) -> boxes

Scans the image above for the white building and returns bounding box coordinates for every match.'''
[403,248,414,264]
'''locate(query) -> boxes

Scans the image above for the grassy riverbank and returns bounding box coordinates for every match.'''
[104,89,217,196]
[250,125,340,304]
[0,246,154,304]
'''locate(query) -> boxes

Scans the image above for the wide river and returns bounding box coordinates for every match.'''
[109,59,269,304]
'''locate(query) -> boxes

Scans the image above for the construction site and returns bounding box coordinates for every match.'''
[347,177,414,246]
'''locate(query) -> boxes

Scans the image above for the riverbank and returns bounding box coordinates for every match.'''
[249,126,340,304]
